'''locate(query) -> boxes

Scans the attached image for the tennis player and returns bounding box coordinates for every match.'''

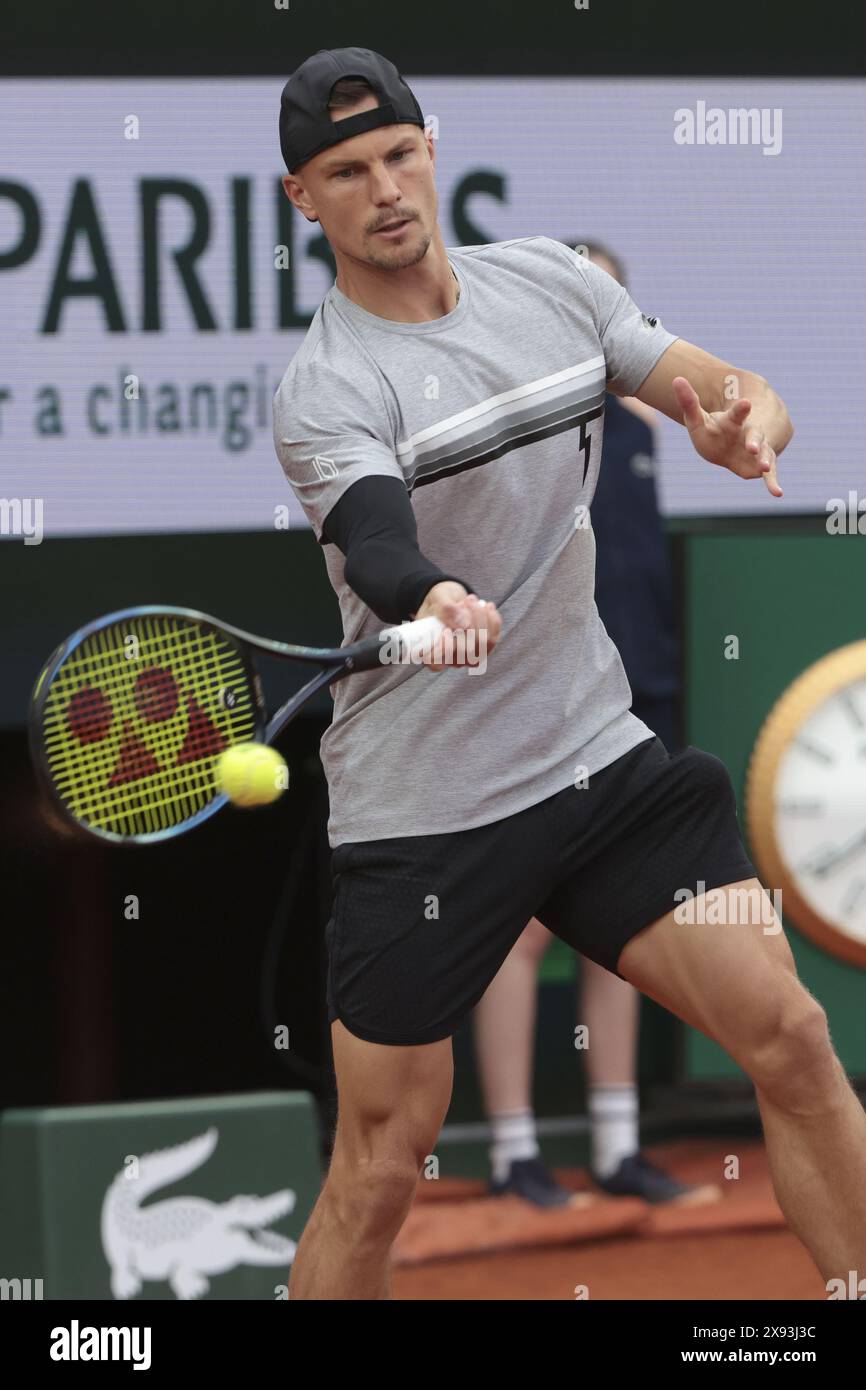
[273,47,866,1299]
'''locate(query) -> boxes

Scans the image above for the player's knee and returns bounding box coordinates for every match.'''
[330,1153,420,1238]
[746,993,836,1110]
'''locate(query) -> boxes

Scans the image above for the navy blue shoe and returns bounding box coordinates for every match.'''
[489,1156,575,1208]
[589,1152,707,1204]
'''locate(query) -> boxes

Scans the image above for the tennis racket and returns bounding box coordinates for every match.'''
[29,605,445,846]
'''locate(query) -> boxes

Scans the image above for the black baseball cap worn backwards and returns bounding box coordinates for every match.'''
[279,47,426,174]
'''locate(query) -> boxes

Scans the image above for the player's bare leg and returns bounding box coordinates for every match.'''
[617,878,866,1282]
[580,955,639,1084]
[473,917,551,1111]
[288,1022,453,1299]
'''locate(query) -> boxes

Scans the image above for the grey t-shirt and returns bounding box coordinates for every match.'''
[273,236,678,846]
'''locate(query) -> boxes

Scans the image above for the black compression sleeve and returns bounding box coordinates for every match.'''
[321,475,473,625]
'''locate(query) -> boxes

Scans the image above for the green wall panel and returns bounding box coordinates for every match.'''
[684,532,866,1080]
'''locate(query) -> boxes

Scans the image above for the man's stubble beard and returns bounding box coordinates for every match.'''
[362,227,433,272]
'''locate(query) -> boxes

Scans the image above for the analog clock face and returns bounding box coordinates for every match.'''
[774,676,866,945]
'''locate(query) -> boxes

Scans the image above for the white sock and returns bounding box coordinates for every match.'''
[587,1084,639,1178]
[489,1108,539,1182]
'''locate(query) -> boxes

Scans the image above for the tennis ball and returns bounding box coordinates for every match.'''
[216,743,288,808]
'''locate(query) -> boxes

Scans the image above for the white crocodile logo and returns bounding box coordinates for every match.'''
[100,1127,296,1300]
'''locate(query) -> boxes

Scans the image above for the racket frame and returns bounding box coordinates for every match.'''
[29,604,441,846]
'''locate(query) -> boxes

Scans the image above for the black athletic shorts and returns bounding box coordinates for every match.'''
[325,736,756,1046]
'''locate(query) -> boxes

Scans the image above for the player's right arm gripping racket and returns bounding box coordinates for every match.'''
[28,606,445,846]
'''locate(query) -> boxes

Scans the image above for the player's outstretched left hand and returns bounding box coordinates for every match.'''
[672,375,783,497]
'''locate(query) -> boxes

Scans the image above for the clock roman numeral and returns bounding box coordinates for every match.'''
[838,689,865,728]
[798,843,836,875]
[841,877,866,917]
[794,737,835,764]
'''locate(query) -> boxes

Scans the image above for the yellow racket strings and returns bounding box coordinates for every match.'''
[40,615,257,836]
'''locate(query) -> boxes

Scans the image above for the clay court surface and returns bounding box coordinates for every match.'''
[391,1139,828,1301]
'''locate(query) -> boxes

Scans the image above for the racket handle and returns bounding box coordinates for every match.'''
[343,615,447,672]
[379,615,447,662]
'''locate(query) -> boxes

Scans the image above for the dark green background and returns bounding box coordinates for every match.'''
[684,532,866,1079]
